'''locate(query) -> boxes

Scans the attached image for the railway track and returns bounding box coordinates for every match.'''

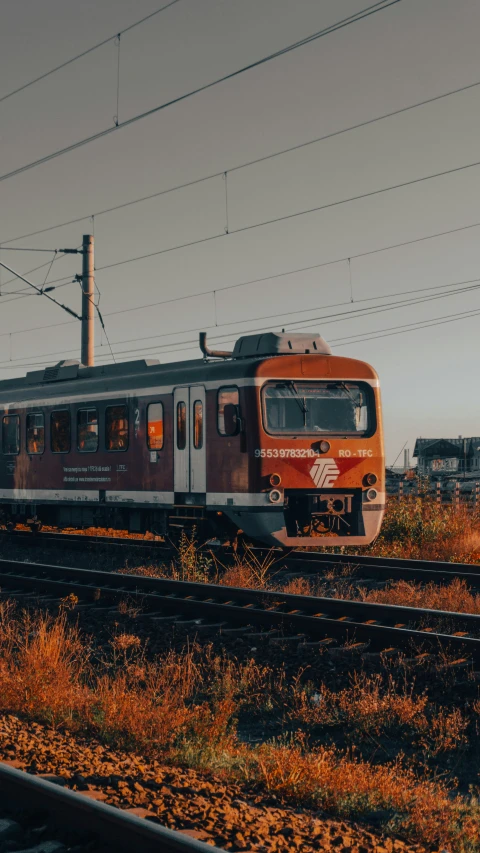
[281,550,480,587]
[0,527,169,552]
[3,527,480,589]
[0,557,479,661]
[0,762,223,852]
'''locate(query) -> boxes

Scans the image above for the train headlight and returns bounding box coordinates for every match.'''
[269,489,283,503]
[270,473,282,487]
[364,473,377,486]
[319,440,330,453]
[366,489,377,502]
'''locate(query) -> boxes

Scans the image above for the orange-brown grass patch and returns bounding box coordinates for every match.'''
[218,546,280,589]
[118,530,214,583]
[0,602,90,727]
[117,563,170,579]
[357,577,480,615]
[280,577,313,596]
[247,742,480,850]
[0,603,479,850]
[0,602,266,755]
[366,497,480,562]
[287,672,468,756]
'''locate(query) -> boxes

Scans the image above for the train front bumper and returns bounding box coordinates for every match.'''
[222,488,385,547]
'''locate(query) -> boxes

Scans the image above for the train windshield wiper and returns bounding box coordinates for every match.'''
[334,381,359,406]
[286,381,308,421]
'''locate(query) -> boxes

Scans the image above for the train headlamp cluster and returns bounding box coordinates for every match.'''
[364,472,378,486]
[269,473,282,487]
[318,440,330,453]
[366,488,377,502]
[269,489,283,503]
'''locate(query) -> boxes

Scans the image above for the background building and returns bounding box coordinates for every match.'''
[413,437,480,477]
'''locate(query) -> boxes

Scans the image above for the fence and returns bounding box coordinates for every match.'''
[389,479,480,509]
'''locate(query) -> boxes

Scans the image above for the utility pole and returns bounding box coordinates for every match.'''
[81,234,94,366]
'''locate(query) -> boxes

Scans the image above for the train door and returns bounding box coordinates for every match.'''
[173,386,206,494]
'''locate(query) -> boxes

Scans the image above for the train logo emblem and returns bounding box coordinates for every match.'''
[309,458,339,488]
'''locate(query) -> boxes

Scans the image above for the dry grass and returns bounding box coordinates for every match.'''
[247,744,480,850]
[318,575,480,616]
[366,497,480,563]
[288,672,468,757]
[357,577,480,614]
[280,577,313,596]
[0,602,479,849]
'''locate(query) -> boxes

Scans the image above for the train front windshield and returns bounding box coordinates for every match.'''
[263,382,371,435]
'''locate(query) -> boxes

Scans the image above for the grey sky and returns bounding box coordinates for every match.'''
[1,0,480,463]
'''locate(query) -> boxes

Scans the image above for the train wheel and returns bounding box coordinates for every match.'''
[29,521,43,534]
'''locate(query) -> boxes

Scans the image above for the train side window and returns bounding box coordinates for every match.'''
[147,402,164,450]
[26,413,45,454]
[217,387,239,435]
[2,415,20,455]
[106,405,129,451]
[77,408,99,453]
[51,410,70,453]
[193,400,203,449]
[176,401,186,450]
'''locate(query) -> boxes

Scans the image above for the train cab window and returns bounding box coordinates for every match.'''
[262,382,371,435]
[217,387,239,435]
[176,402,186,450]
[77,408,99,453]
[26,413,45,454]
[51,410,71,453]
[2,415,20,455]
[147,403,164,450]
[105,405,129,451]
[193,400,203,449]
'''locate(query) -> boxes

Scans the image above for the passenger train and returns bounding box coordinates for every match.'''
[0,331,385,547]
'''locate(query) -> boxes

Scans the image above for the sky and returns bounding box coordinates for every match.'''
[1,0,480,464]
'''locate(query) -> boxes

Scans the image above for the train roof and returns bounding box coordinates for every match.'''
[0,331,376,405]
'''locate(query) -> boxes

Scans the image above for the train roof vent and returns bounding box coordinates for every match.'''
[232,332,332,358]
[26,360,80,385]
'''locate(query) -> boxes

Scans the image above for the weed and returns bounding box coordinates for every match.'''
[366,498,480,563]
[0,604,478,851]
[218,545,279,589]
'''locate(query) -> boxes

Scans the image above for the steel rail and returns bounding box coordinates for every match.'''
[3,529,480,588]
[0,558,479,660]
[0,763,224,853]
[281,551,480,586]
[0,528,169,551]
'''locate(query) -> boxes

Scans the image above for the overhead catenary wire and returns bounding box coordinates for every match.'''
[7,62,480,248]
[4,151,473,293]
[3,293,479,372]
[3,215,480,341]
[2,272,480,369]
[0,1,403,185]
[0,261,81,321]
[2,142,460,297]
[14,299,480,368]
[0,0,182,106]
[78,277,480,353]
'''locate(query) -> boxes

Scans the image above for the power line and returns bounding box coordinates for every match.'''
[84,157,480,277]
[0,246,61,252]
[0,1,402,185]
[3,216,480,341]
[90,277,480,352]
[6,294,477,373]
[2,272,479,368]
[331,306,480,347]
[0,0,182,106]
[0,261,81,320]
[7,61,480,249]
